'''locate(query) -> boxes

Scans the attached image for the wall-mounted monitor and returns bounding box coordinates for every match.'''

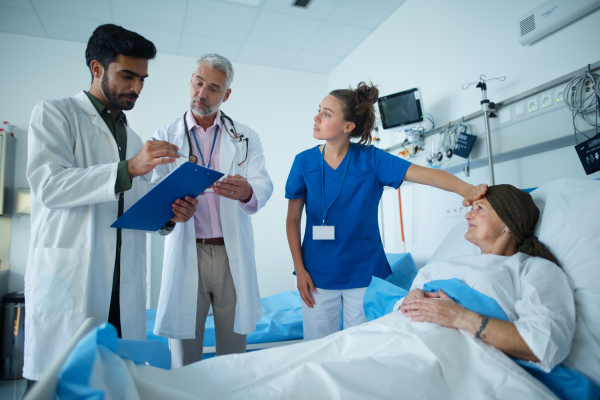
[377,88,424,131]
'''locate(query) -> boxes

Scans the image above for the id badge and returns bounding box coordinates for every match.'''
[313,225,335,240]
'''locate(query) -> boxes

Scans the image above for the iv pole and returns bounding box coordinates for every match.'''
[463,75,506,186]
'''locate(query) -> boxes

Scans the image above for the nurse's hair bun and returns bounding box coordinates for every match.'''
[330,81,379,146]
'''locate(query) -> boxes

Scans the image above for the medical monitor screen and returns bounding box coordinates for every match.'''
[378,88,423,130]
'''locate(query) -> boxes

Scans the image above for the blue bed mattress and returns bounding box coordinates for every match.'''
[146,253,418,349]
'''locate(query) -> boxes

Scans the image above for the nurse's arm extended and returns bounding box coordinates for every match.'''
[403,164,487,206]
[287,197,317,308]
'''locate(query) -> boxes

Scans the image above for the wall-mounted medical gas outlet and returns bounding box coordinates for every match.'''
[515,101,526,117]
[445,205,468,218]
[541,91,553,108]
[528,97,539,113]
[556,85,567,103]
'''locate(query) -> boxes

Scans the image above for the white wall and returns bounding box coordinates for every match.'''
[327,0,600,268]
[0,32,327,298]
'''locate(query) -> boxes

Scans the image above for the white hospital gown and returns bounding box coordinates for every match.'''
[409,252,575,372]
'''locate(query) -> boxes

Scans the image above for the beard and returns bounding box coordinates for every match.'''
[190,96,221,117]
[101,73,138,111]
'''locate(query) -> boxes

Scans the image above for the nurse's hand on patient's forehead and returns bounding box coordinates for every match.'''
[462,184,488,207]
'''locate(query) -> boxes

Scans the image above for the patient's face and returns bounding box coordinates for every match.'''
[465,198,506,251]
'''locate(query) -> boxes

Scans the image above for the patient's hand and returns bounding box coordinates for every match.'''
[399,289,440,314]
[403,289,468,330]
[462,184,488,207]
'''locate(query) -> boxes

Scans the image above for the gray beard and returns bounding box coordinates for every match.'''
[190,99,220,117]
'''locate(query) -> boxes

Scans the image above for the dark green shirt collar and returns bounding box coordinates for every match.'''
[84,90,128,125]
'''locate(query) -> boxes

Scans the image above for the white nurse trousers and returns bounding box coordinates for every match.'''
[302,287,368,341]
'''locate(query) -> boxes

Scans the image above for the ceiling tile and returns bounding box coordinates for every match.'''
[0,6,46,36]
[38,12,109,42]
[179,33,243,61]
[261,0,341,20]
[246,10,322,50]
[32,0,112,21]
[184,0,259,41]
[111,0,187,32]
[328,0,406,29]
[304,21,371,57]
[0,0,33,9]
[122,24,181,55]
[288,50,342,74]
[236,42,298,69]
[218,0,262,6]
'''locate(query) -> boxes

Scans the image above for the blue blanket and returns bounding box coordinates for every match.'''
[364,277,600,400]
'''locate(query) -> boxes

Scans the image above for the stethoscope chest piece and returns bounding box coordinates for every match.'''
[189,154,197,164]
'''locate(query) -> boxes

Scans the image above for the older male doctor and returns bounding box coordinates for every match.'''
[151,54,273,366]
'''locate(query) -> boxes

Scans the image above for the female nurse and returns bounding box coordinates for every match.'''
[285,82,488,341]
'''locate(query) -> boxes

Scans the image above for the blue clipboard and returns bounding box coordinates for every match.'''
[111,162,224,231]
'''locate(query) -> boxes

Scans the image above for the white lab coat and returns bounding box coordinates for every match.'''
[24,91,149,380]
[151,114,273,338]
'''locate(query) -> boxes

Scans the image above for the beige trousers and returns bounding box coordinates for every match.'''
[169,243,246,368]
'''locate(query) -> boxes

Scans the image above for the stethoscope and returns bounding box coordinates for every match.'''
[183,110,249,167]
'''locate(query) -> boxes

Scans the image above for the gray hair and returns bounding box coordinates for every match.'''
[196,53,234,89]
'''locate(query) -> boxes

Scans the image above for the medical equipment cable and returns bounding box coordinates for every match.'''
[563,68,600,143]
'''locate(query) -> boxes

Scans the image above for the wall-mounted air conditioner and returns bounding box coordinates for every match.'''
[517,0,600,45]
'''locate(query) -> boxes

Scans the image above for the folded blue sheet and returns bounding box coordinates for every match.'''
[364,277,600,400]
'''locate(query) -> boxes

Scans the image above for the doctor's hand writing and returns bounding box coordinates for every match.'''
[170,196,198,223]
[462,184,488,207]
[127,140,181,179]
[212,174,253,202]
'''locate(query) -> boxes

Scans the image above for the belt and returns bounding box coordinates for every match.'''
[196,237,225,245]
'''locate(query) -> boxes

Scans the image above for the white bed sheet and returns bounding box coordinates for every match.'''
[107,311,558,400]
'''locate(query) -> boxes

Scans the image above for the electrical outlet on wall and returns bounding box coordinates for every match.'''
[528,96,539,112]
[556,85,567,103]
[541,90,553,108]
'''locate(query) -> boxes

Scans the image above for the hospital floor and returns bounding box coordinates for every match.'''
[0,379,26,400]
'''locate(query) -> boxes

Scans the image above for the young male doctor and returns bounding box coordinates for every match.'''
[24,25,197,383]
[151,54,273,367]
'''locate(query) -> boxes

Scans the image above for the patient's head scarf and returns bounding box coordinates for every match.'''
[484,184,559,266]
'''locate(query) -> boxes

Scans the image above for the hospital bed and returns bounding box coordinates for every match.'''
[24,178,600,400]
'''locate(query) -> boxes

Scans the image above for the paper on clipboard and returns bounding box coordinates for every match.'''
[111,162,224,231]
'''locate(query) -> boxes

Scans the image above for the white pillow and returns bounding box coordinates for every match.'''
[426,178,600,385]
[530,179,600,385]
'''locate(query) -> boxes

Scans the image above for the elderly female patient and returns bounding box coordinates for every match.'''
[400,184,575,371]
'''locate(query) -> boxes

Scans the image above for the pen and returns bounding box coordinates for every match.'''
[150,137,187,158]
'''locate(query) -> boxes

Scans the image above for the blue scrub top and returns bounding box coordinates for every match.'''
[285,143,411,290]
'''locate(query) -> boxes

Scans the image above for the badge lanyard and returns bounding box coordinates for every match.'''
[191,125,219,168]
[314,144,353,240]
